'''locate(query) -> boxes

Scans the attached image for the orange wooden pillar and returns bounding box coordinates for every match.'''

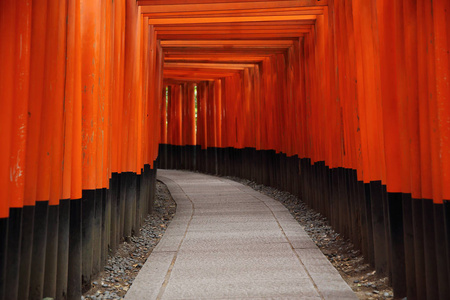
[25,0,67,298]
[416,1,439,298]
[0,1,30,299]
[43,0,68,297]
[252,65,261,154]
[63,1,83,298]
[214,80,223,150]
[197,82,208,172]
[433,0,450,204]
[154,40,164,167]
[109,0,126,265]
[100,0,114,270]
[146,24,156,169]
[197,82,208,150]
[0,1,15,224]
[16,0,48,299]
[166,85,175,168]
[166,86,174,146]
[206,81,217,174]
[173,85,183,147]
[180,82,194,169]
[432,4,450,296]
[182,83,196,146]
[401,1,426,298]
[347,0,373,269]
[159,85,168,168]
[160,86,168,145]
[348,0,388,274]
[377,2,407,296]
[169,84,182,168]
[120,0,139,243]
[80,0,101,292]
[431,3,450,298]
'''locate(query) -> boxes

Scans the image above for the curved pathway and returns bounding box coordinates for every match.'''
[126,170,357,300]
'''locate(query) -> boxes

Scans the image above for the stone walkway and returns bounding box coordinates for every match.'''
[126,170,357,300]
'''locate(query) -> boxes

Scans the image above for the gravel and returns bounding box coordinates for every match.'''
[225,176,394,300]
[83,180,176,300]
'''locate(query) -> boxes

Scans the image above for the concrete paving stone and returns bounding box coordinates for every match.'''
[287,236,320,250]
[262,203,289,212]
[192,210,273,218]
[272,215,297,224]
[153,234,184,252]
[183,228,286,240]
[172,210,192,216]
[295,249,357,300]
[295,248,340,268]
[211,297,322,300]
[170,213,192,220]
[186,224,281,234]
[161,226,187,237]
[162,278,321,300]
[188,215,279,224]
[181,187,239,192]
[180,235,290,249]
[191,199,260,205]
[168,214,191,222]
[175,240,300,257]
[169,258,309,279]
[189,193,257,198]
[125,251,175,300]
[192,205,269,212]
[280,229,311,241]
[174,239,293,252]
[192,201,266,208]
[274,215,306,227]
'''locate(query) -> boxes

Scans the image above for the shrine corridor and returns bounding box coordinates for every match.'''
[0,0,449,299]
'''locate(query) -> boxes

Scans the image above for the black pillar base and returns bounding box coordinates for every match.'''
[29,201,49,300]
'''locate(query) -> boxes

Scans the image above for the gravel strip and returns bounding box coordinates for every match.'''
[225,176,394,300]
[83,180,176,300]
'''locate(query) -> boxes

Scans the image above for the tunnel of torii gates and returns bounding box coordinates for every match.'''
[0,0,449,299]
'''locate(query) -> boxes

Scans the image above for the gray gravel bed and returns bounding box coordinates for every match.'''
[83,180,176,300]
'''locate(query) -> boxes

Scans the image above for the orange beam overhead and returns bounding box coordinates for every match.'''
[148,15,317,25]
[165,62,256,70]
[145,8,324,19]
[164,56,270,63]
[157,34,305,40]
[160,40,294,48]
[138,0,327,11]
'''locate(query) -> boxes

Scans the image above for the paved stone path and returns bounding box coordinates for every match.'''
[126,170,357,300]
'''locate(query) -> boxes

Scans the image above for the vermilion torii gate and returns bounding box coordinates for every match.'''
[0,0,449,299]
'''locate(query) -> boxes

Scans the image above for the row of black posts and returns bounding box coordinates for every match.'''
[0,164,157,300]
[159,144,450,300]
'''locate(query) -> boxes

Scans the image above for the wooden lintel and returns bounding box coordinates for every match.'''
[148,15,316,25]
[165,62,256,69]
[138,0,327,12]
